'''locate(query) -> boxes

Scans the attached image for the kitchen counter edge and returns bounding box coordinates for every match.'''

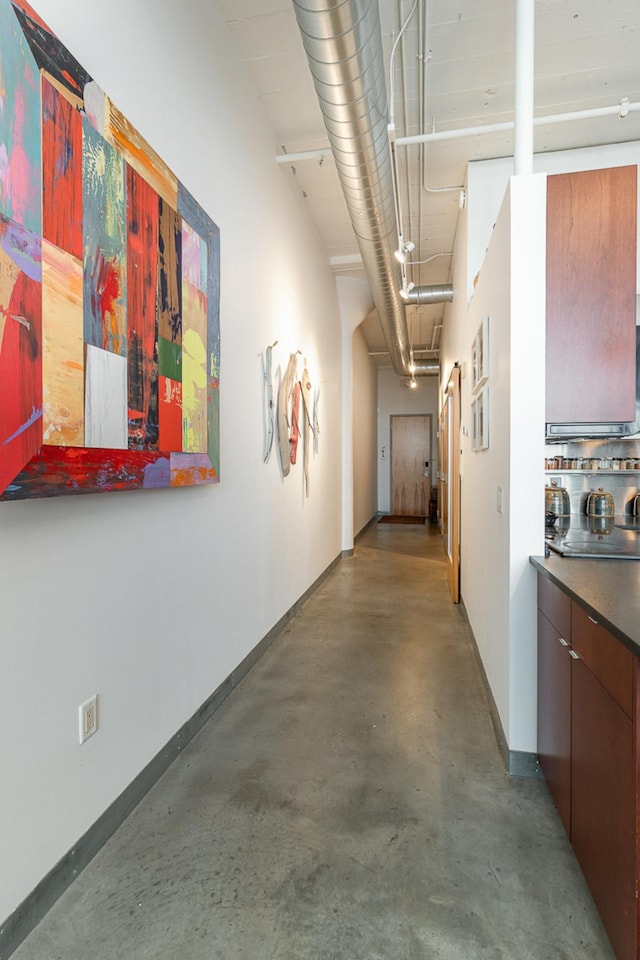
[530,554,640,657]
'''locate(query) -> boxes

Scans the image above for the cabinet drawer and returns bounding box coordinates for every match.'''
[537,575,571,638]
[572,602,635,718]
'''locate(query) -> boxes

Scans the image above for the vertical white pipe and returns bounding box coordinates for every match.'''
[514,0,535,175]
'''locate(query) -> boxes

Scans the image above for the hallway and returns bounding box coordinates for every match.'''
[12,523,613,960]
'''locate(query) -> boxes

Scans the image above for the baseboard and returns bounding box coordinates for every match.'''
[461,600,541,781]
[354,512,379,542]
[0,552,342,960]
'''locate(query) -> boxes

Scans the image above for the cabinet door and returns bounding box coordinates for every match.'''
[571,658,636,960]
[537,610,571,835]
[546,165,637,425]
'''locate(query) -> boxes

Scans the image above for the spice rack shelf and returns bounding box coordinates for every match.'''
[545,470,640,476]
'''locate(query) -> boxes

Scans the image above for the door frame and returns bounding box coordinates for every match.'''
[440,366,461,603]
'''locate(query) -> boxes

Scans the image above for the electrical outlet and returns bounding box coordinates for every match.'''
[79,694,98,744]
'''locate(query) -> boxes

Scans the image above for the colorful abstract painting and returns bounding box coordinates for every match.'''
[0,0,220,500]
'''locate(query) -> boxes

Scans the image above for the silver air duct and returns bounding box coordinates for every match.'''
[403,284,454,306]
[291,0,451,377]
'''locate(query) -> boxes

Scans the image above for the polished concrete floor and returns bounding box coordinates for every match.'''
[13,522,615,960]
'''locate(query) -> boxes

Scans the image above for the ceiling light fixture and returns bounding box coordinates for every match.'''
[394,239,415,264]
[399,281,415,299]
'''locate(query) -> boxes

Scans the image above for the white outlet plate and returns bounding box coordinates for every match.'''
[79,694,98,744]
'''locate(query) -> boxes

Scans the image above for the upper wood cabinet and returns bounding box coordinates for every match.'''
[546,165,637,427]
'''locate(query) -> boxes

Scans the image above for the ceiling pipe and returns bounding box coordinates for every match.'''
[277,97,640,164]
[402,283,453,306]
[290,0,447,377]
[397,98,640,146]
[514,0,534,174]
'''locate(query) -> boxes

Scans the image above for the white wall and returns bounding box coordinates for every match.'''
[507,177,547,750]
[0,0,344,922]
[377,369,439,513]
[335,278,374,549]
[352,326,378,535]
[441,177,546,755]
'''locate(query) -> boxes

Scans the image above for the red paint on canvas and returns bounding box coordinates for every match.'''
[101,261,119,323]
[1,445,169,499]
[0,270,42,495]
[42,79,82,258]
[127,165,159,448]
[158,375,182,452]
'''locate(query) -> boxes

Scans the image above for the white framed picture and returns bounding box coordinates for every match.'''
[471,315,490,394]
[471,386,489,451]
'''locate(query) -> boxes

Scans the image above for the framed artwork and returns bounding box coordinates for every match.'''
[471,315,489,394]
[471,387,489,451]
[0,0,220,500]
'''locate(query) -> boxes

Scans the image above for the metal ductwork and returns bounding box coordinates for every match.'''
[291,0,452,377]
[403,284,453,306]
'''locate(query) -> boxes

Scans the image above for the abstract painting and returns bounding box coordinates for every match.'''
[0,0,220,500]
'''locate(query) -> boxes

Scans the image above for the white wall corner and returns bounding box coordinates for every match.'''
[507,172,547,753]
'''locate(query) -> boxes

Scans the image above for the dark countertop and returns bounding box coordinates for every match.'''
[531,554,640,657]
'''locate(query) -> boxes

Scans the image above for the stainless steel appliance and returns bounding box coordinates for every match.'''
[545,516,640,559]
[585,487,615,516]
[545,480,570,516]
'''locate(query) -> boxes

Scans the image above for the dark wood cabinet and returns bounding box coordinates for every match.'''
[537,574,639,960]
[537,579,572,835]
[571,657,636,960]
[546,164,637,426]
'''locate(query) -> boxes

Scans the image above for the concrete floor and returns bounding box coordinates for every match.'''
[12,522,615,960]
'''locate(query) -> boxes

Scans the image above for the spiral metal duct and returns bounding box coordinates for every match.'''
[403,284,454,306]
[291,0,451,376]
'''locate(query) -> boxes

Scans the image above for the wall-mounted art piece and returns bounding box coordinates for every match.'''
[471,386,489,451]
[471,315,489,395]
[262,343,318,496]
[0,0,220,500]
[262,340,278,464]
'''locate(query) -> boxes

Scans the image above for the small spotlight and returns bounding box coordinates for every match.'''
[394,239,416,264]
[399,281,415,299]
[409,377,418,389]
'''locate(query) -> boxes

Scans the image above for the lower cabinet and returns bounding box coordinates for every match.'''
[537,574,638,960]
[537,607,571,834]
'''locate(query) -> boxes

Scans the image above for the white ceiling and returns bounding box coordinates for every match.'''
[219,0,640,364]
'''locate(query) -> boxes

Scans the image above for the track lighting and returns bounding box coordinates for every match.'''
[394,239,415,264]
[399,281,415,299]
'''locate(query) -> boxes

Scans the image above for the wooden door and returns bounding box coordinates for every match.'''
[390,415,431,516]
[440,367,460,603]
